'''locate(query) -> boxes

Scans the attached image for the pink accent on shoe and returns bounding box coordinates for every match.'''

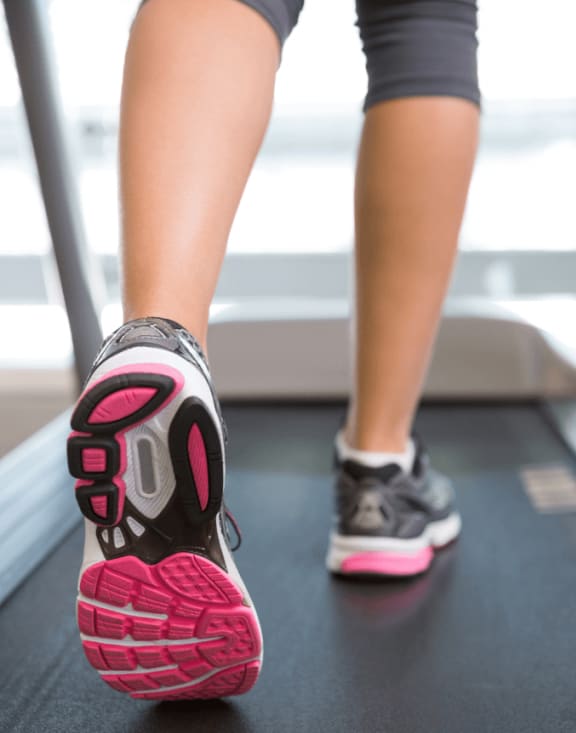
[78,363,185,404]
[107,556,155,584]
[134,646,172,669]
[236,660,261,695]
[156,553,242,605]
[74,440,126,526]
[132,617,164,641]
[82,448,107,473]
[106,673,161,692]
[99,645,137,671]
[95,607,130,639]
[94,566,133,606]
[131,662,262,700]
[88,387,158,425]
[188,423,209,511]
[79,564,102,597]
[78,552,262,700]
[149,669,191,687]
[90,496,108,518]
[77,602,96,635]
[82,642,108,670]
[132,585,172,614]
[104,677,130,693]
[72,364,185,527]
[340,547,433,576]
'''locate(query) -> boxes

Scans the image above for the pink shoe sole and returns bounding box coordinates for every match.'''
[78,553,262,700]
[339,546,434,576]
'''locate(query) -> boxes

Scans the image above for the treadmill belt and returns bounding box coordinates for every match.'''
[1,404,575,733]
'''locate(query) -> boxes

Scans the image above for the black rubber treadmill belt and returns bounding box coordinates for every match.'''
[1,404,576,733]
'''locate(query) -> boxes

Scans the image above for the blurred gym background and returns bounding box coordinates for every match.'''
[2,0,576,454]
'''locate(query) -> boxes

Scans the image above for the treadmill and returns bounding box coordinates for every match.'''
[2,2,576,731]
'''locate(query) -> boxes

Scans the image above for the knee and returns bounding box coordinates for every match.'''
[356,0,481,112]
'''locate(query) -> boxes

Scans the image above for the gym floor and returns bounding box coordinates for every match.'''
[1,403,575,733]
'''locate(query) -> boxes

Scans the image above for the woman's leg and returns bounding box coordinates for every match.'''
[327,1,479,577]
[119,0,280,353]
[345,1,480,453]
[69,0,306,701]
[346,97,479,452]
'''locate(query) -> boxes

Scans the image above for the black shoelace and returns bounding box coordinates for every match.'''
[224,506,242,551]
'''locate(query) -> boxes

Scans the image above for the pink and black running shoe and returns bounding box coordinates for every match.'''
[67,317,262,700]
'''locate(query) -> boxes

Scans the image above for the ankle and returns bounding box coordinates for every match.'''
[337,426,415,472]
[342,422,410,454]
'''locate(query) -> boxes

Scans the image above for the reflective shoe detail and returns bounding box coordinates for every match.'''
[327,435,461,577]
[67,317,263,700]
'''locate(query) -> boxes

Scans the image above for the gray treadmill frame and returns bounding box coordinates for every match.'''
[1,0,101,603]
[3,0,102,387]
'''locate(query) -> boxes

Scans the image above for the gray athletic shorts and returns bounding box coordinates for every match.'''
[135,0,480,112]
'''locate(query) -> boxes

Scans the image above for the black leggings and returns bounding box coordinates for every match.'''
[135,0,480,112]
[239,0,480,111]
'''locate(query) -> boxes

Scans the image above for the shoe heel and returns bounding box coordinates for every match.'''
[67,364,184,527]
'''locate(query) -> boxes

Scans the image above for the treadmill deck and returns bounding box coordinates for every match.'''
[1,403,575,733]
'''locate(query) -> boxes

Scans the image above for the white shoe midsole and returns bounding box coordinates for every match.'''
[326,512,462,570]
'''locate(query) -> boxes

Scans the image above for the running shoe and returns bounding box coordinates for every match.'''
[326,432,461,576]
[67,317,262,700]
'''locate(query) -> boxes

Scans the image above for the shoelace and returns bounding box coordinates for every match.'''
[224,506,242,551]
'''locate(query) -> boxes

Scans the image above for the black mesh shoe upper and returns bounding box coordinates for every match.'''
[333,435,456,539]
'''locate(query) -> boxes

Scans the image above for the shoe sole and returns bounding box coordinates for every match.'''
[67,357,262,700]
[326,512,461,577]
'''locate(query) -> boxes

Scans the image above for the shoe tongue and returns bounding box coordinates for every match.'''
[119,325,164,341]
[341,459,402,483]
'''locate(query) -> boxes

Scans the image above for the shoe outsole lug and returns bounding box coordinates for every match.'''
[79,552,262,700]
